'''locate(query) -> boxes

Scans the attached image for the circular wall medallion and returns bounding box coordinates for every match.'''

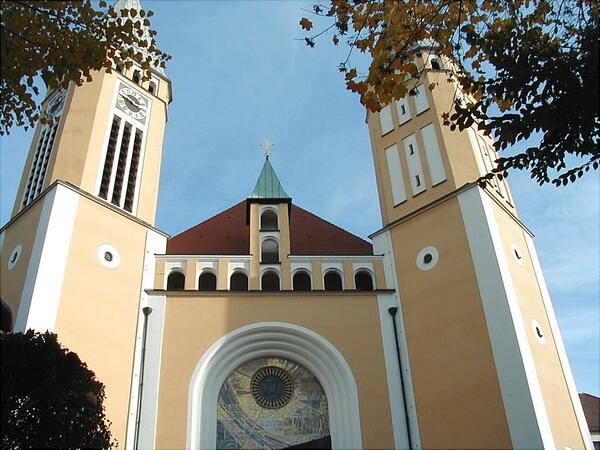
[416,246,439,271]
[250,366,294,409]
[531,319,546,345]
[8,245,22,270]
[97,244,120,269]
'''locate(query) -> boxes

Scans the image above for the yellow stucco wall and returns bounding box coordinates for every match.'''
[491,200,587,449]
[0,198,45,317]
[249,203,260,290]
[389,196,512,449]
[53,195,151,448]
[153,294,395,450]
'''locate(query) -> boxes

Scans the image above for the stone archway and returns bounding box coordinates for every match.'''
[187,322,363,449]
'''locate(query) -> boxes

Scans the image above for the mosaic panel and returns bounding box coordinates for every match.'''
[217,357,330,449]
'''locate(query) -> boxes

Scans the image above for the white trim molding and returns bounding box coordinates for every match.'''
[523,234,594,449]
[15,184,79,332]
[187,322,363,449]
[372,231,422,449]
[127,292,166,450]
[126,229,167,450]
[458,186,554,449]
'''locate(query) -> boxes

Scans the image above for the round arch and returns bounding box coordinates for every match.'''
[166,270,185,291]
[324,269,344,291]
[187,322,363,449]
[354,268,375,291]
[292,269,312,291]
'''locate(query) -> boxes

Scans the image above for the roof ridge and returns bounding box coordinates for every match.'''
[169,199,246,239]
[292,204,371,245]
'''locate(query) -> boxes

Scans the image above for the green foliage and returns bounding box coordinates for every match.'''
[1,330,115,449]
[0,0,171,135]
[301,0,599,186]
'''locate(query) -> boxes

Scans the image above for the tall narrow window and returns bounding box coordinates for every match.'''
[35,124,59,198]
[132,70,141,84]
[379,104,394,135]
[412,84,430,115]
[262,271,280,291]
[355,271,374,291]
[21,122,60,209]
[261,239,279,263]
[260,210,278,230]
[385,144,408,205]
[395,97,411,125]
[403,134,426,196]
[99,116,145,212]
[198,272,217,291]
[167,272,185,291]
[99,116,121,199]
[22,129,47,208]
[324,271,343,291]
[293,271,311,291]
[123,129,143,212]
[230,272,248,291]
[430,58,441,70]
[420,123,447,186]
[148,81,157,95]
[111,122,132,205]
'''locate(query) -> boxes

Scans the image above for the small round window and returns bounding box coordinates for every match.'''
[416,246,439,271]
[97,244,120,269]
[8,245,22,270]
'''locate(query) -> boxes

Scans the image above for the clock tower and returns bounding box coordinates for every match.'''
[367,48,591,449]
[0,0,171,446]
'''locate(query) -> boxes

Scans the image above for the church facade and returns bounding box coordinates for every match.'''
[0,2,593,449]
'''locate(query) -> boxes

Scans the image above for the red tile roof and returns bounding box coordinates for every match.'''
[579,393,600,433]
[166,200,373,256]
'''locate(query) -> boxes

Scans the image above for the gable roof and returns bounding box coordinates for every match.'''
[249,158,290,200]
[166,200,372,256]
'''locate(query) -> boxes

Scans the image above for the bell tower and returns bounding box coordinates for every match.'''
[0,0,171,445]
[368,47,592,449]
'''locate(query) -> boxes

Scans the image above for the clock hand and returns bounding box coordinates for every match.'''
[126,94,141,106]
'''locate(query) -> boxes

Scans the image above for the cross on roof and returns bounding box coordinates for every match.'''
[260,137,274,158]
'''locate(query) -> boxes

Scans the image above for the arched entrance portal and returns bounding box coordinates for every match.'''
[187,322,362,449]
[217,357,330,449]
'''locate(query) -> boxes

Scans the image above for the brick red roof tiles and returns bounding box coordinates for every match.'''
[166,200,373,256]
[579,393,599,433]
[289,205,372,255]
[166,201,249,255]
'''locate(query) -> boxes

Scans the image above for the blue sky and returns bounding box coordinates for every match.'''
[0,1,597,395]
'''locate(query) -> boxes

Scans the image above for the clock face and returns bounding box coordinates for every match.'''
[47,90,65,117]
[217,357,330,449]
[116,84,148,122]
